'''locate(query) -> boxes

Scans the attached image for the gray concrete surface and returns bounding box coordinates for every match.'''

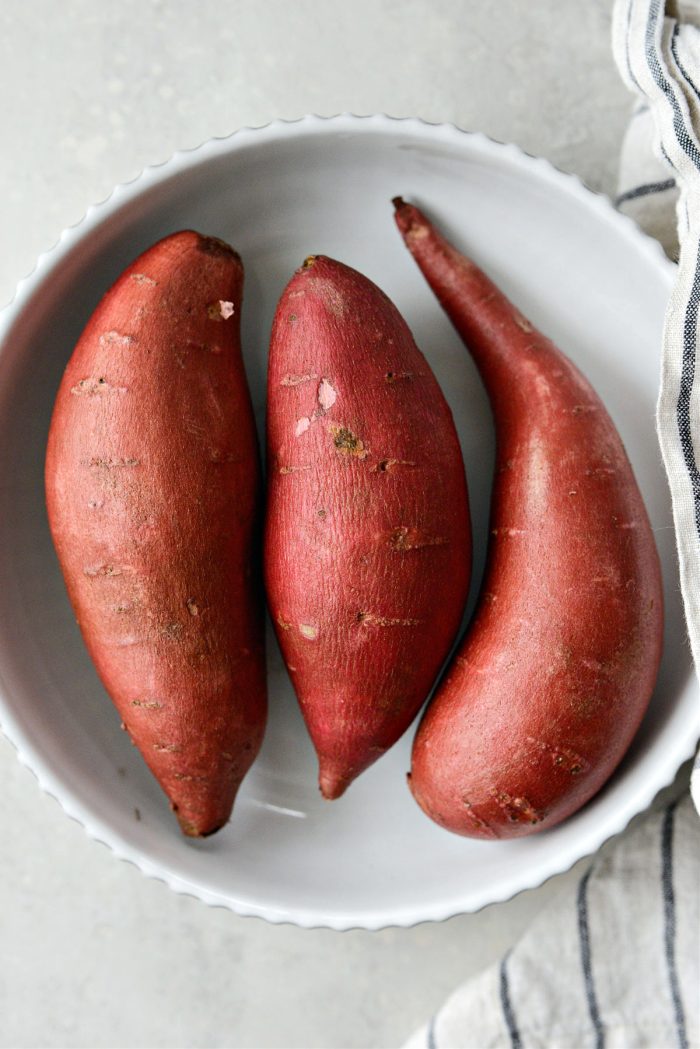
[0,2,636,1047]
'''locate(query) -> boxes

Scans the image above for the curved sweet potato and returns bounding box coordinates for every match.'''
[394,199,663,838]
[45,231,266,837]
[265,256,471,799]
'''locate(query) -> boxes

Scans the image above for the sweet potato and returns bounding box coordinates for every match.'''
[45,231,266,837]
[265,256,471,799]
[394,198,663,838]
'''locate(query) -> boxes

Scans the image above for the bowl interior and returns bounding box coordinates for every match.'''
[0,119,696,927]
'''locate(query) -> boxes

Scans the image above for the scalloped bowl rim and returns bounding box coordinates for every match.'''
[0,114,697,930]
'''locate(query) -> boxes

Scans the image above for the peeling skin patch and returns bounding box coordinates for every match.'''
[99,331,135,347]
[331,425,368,459]
[131,273,157,286]
[306,276,347,317]
[152,742,182,753]
[373,458,416,472]
[462,800,497,837]
[279,464,311,475]
[385,371,414,383]
[71,377,126,396]
[82,457,139,468]
[161,622,183,640]
[116,635,141,648]
[514,314,534,333]
[186,599,199,616]
[293,378,337,437]
[491,790,544,825]
[317,378,337,411]
[389,526,448,551]
[207,300,235,320]
[527,737,588,775]
[83,564,129,578]
[299,623,318,640]
[356,612,420,627]
[571,404,599,415]
[406,224,429,242]
[131,698,163,710]
[585,465,616,478]
[277,613,292,631]
[281,373,317,386]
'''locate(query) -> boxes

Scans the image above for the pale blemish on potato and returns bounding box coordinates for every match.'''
[356,611,419,627]
[491,790,544,825]
[83,564,128,577]
[99,331,135,347]
[389,526,447,551]
[70,377,126,396]
[514,314,534,333]
[207,300,235,321]
[82,456,139,468]
[527,736,588,776]
[281,373,317,387]
[299,623,319,640]
[317,378,337,411]
[130,273,157,286]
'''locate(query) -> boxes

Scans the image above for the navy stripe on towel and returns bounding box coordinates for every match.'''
[661,801,689,1049]
[671,24,700,103]
[677,243,700,533]
[577,867,605,1049]
[645,0,700,170]
[616,178,677,205]
[499,951,522,1049]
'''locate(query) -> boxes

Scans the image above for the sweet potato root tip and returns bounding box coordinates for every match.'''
[196,234,241,261]
[176,813,228,838]
[393,196,421,237]
[319,762,351,801]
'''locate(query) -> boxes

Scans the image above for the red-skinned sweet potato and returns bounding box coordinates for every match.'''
[45,230,266,837]
[265,255,471,799]
[394,198,664,838]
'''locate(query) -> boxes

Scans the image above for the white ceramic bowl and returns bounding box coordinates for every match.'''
[0,115,697,930]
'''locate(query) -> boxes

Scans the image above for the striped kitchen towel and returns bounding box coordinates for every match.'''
[405,794,698,1049]
[613,0,700,812]
[404,4,700,1047]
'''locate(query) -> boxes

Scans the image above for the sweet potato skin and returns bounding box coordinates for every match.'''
[395,199,664,838]
[265,256,471,799]
[45,231,266,837]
